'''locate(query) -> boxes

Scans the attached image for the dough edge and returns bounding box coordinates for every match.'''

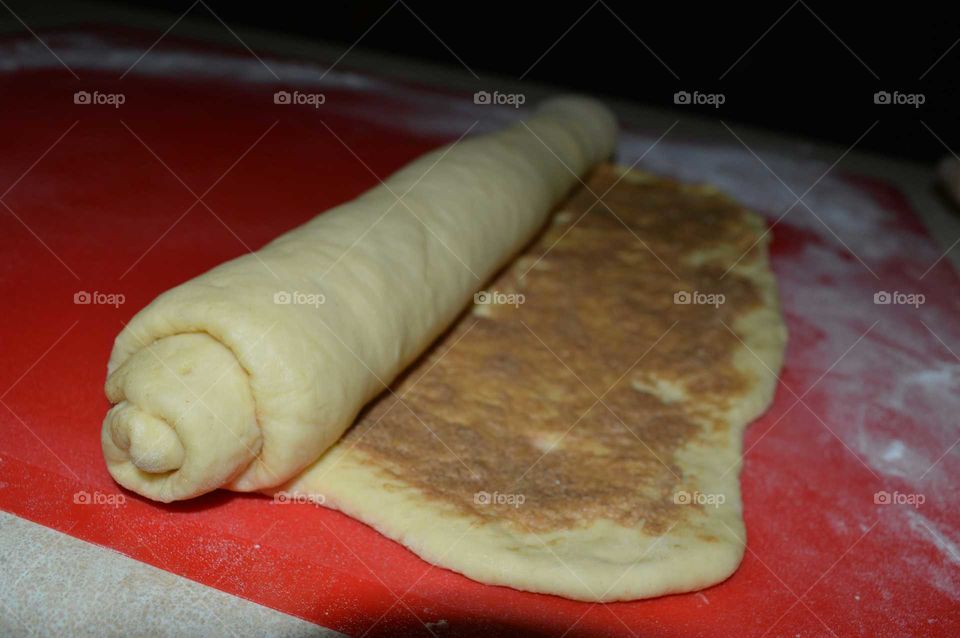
[280,169,788,602]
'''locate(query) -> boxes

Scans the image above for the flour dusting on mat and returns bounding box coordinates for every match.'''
[3,29,957,631]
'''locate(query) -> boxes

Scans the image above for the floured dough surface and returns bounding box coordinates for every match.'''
[282,164,787,601]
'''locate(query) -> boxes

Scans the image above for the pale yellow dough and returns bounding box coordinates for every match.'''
[102,96,617,502]
[283,201,786,602]
[102,97,787,602]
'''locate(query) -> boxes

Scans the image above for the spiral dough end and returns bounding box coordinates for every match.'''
[101,333,262,503]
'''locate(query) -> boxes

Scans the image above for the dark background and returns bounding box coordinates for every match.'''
[40,1,960,161]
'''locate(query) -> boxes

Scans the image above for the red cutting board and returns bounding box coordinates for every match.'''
[1,29,958,637]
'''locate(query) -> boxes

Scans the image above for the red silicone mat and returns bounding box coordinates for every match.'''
[1,29,958,637]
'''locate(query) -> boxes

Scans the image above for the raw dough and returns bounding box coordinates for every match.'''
[102,96,617,502]
[101,99,786,602]
[282,165,786,601]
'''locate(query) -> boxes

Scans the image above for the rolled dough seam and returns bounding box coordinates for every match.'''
[102,96,617,502]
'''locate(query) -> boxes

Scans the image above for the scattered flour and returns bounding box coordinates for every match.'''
[2,30,957,632]
[908,510,960,565]
[900,510,960,602]
[882,440,906,463]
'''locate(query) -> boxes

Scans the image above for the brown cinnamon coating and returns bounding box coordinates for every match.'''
[341,164,765,534]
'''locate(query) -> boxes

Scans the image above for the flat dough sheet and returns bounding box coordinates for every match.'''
[282,163,787,601]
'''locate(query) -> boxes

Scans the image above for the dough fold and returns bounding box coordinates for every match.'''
[102,96,617,502]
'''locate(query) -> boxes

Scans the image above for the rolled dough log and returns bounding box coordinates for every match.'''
[102,96,617,502]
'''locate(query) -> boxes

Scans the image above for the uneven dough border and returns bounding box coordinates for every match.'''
[281,168,788,602]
